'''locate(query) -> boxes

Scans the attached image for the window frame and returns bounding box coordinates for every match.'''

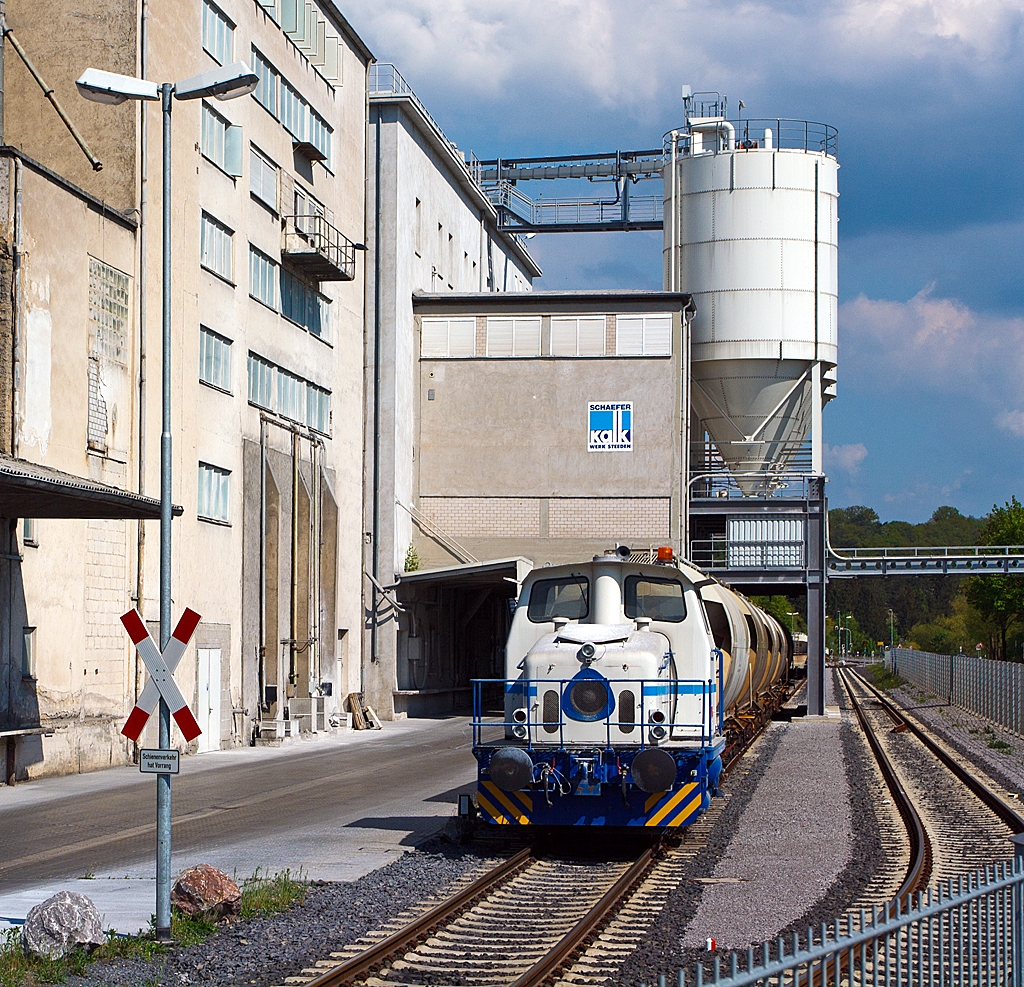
[248,244,278,310]
[197,461,231,524]
[199,325,233,393]
[623,575,687,623]
[200,212,234,283]
[251,47,279,118]
[249,144,278,212]
[527,576,591,623]
[202,0,234,66]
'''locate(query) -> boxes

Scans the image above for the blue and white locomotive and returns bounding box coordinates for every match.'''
[471,546,790,828]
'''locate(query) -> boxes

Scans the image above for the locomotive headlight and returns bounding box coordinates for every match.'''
[649,709,667,742]
[512,723,528,739]
[512,707,528,723]
[578,642,596,663]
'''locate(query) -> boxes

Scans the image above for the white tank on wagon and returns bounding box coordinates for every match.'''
[663,100,839,490]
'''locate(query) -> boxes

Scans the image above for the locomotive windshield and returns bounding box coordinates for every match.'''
[527,576,589,622]
[624,576,686,622]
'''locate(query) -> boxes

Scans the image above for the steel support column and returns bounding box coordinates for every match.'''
[805,476,827,717]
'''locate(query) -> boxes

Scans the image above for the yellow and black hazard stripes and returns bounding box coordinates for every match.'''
[477,781,533,825]
[644,782,702,827]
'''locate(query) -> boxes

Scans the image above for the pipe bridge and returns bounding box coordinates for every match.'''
[827,545,1024,577]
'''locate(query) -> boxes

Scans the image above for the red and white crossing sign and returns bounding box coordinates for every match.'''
[120,608,202,743]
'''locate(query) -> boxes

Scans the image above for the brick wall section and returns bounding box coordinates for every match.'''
[419,496,670,540]
[606,314,617,356]
[549,497,669,539]
[420,497,541,537]
[84,518,128,692]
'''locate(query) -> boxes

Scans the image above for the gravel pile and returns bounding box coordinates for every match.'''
[67,837,502,987]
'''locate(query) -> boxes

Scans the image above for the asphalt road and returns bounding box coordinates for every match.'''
[0,717,477,897]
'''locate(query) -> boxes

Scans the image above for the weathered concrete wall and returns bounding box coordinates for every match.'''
[4,0,138,212]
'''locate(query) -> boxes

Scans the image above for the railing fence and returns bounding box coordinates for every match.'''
[643,858,1024,987]
[886,647,1024,737]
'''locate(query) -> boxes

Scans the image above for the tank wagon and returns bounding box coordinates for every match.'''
[471,546,790,827]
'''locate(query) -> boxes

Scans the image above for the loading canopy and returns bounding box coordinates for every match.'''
[395,557,533,594]
[0,453,180,519]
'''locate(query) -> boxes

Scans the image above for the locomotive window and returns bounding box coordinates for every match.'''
[703,599,733,654]
[527,576,590,622]
[624,576,686,622]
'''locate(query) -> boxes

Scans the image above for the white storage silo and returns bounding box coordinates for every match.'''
[664,110,839,493]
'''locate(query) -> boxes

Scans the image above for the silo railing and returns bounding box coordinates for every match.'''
[663,119,838,159]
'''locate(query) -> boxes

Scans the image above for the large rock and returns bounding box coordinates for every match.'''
[171,864,241,919]
[22,891,105,959]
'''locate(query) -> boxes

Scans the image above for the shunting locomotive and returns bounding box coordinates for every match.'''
[471,546,790,827]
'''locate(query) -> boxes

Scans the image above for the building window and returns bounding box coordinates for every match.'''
[421,317,476,358]
[616,314,673,356]
[250,145,278,210]
[307,384,330,435]
[551,316,607,357]
[198,462,231,522]
[202,0,234,65]
[22,626,36,679]
[257,0,278,20]
[87,257,131,453]
[276,368,305,422]
[247,352,275,409]
[280,79,304,141]
[251,48,278,115]
[249,245,277,309]
[308,108,331,167]
[281,269,328,340]
[200,212,233,281]
[486,317,541,358]
[201,103,242,176]
[22,518,37,546]
[199,326,232,392]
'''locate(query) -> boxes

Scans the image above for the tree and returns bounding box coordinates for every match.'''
[964,497,1024,660]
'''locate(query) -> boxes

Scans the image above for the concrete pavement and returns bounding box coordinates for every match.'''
[0,716,477,933]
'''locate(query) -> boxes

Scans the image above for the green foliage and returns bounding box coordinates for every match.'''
[404,544,421,573]
[748,595,804,633]
[168,911,218,947]
[0,926,164,987]
[866,662,902,690]
[239,868,307,919]
[989,738,1012,752]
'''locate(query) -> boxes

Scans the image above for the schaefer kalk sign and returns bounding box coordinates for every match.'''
[588,402,632,452]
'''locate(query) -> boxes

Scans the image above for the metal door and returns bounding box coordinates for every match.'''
[197,648,221,753]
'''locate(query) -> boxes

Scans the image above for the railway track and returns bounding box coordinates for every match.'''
[840,667,1024,910]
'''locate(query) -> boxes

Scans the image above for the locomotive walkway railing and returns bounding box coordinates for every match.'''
[886,647,1024,737]
[653,858,1024,987]
[472,677,718,749]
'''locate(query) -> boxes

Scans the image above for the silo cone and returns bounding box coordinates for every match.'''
[664,121,838,492]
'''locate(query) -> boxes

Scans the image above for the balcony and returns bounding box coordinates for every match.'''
[281,213,357,281]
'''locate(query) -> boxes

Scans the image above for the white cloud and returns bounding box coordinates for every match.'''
[825,442,869,473]
[996,409,1024,437]
[839,286,1024,392]
[346,0,1024,115]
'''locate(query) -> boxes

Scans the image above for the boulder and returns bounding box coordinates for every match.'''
[22,891,105,959]
[171,864,241,919]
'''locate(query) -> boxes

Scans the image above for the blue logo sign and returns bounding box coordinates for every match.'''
[589,402,632,452]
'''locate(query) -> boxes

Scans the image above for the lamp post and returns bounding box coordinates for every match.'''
[77,61,257,942]
[887,608,896,651]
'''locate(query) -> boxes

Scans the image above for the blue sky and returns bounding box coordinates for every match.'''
[345,0,1024,523]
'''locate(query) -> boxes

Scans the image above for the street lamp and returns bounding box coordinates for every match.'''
[887,608,896,651]
[77,60,257,943]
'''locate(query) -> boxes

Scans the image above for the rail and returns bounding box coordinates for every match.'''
[486,180,663,230]
[472,677,718,749]
[301,847,534,986]
[663,117,838,159]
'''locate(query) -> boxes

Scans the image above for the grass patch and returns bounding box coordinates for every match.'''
[239,868,307,920]
[866,663,902,690]
[988,738,1013,752]
[168,911,218,948]
[0,926,165,987]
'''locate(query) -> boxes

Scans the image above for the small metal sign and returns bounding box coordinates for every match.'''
[140,748,180,775]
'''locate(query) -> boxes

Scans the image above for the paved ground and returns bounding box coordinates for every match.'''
[0,717,477,934]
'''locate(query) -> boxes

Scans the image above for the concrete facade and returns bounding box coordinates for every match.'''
[384,291,694,716]
[361,72,540,718]
[1,0,372,780]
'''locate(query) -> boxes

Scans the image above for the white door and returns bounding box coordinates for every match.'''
[197,648,221,753]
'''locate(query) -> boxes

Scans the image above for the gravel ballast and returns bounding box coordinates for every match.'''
[66,837,501,987]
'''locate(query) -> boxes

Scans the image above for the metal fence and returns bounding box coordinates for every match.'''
[886,648,1024,736]
[648,860,1024,987]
